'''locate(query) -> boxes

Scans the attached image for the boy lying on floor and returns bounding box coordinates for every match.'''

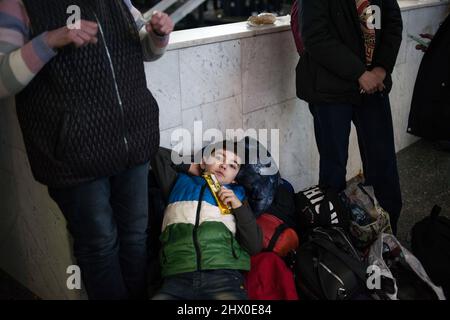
[150,140,263,300]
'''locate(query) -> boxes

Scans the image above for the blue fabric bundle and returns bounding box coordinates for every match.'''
[235,136,281,217]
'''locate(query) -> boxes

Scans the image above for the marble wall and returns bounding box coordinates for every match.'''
[150,4,448,191]
[0,97,82,300]
[0,3,447,299]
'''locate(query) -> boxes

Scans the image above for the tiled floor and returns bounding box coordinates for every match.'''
[0,269,39,300]
[396,139,450,247]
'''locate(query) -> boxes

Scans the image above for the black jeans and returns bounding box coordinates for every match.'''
[48,162,150,299]
[152,269,248,300]
[309,92,402,234]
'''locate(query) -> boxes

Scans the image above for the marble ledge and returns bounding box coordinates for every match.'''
[167,16,291,51]
[166,0,449,51]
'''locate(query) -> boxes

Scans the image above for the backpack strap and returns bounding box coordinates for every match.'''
[318,191,333,226]
[267,224,289,252]
[318,190,342,226]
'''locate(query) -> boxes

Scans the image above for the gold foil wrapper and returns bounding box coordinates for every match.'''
[203,172,232,215]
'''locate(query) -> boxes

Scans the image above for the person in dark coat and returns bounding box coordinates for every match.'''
[0,0,174,299]
[296,0,403,234]
[408,14,450,151]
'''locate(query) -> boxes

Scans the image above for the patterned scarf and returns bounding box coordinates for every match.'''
[356,0,376,66]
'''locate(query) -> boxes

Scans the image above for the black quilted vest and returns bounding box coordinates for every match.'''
[16,0,160,188]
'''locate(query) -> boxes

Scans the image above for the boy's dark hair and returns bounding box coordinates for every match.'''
[210,139,242,155]
[203,139,245,166]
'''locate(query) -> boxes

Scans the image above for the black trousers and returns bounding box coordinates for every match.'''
[309,92,402,234]
[48,162,150,299]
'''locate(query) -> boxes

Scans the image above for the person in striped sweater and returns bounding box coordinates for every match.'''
[0,0,170,97]
[0,0,174,300]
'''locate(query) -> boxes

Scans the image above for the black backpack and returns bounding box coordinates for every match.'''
[267,181,299,231]
[294,186,351,234]
[295,227,373,300]
[411,205,450,298]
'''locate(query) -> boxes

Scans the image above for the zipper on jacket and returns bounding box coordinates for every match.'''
[193,183,207,271]
[92,12,130,164]
[230,233,239,259]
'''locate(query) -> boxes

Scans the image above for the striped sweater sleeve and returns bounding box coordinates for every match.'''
[0,0,169,99]
[0,0,57,98]
[123,0,170,62]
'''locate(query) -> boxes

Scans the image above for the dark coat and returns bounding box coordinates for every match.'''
[17,0,160,188]
[408,15,450,141]
[296,0,403,106]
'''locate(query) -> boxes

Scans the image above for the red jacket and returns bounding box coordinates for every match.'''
[245,252,299,300]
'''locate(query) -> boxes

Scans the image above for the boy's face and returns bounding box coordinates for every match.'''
[202,149,242,185]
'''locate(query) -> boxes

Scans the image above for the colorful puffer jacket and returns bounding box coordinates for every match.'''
[160,173,249,277]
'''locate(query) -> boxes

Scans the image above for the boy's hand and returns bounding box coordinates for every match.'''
[146,11,174,36]
[218,187,242,210]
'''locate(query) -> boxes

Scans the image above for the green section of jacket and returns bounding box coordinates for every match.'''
[160,221,250,278]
